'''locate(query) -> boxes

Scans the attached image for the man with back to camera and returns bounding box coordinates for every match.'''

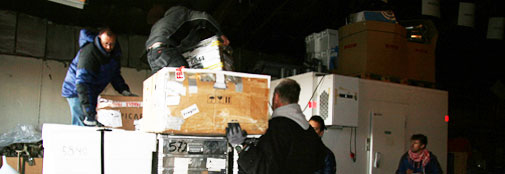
[226,79,326,174]
[62,28,136,127]
[396,134,442,174]
[309,115,337,174]
[145,3,230,73]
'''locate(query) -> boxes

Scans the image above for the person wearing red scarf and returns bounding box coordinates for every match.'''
[396,134,442,174]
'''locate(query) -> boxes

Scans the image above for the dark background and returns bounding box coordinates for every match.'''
[1,0,504,173]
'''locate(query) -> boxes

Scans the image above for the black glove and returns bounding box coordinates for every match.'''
[226,122,247,146]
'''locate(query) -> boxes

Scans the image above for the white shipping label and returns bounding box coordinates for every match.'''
[174,158,190,174]
[189,86,198,94]
[458,2,475,27]
[165,95,181,106]
[207,158,226,172]
[422,0,440,17]
[97,109,122,127]
[181,104,199,119]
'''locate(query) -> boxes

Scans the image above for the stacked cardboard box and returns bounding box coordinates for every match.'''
[96,95,143,130]
[337,20,408,78]
[140,67,270,135]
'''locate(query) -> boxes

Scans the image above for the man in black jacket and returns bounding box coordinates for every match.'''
[145,5,230,73]
[227,79,326,174]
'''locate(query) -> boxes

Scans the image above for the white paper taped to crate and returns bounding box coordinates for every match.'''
[97,109,123,127]
[165,95,181,106]
[181,104,199,119]
[207,158,226,172]
[174,158,190,174]
[164,116,185,130]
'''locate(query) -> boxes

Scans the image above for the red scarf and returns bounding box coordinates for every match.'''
[408,149,430,168]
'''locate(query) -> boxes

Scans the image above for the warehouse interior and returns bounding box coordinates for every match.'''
[1,0,505,173]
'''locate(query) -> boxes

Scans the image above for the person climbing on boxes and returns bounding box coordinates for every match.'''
[145,3,230,73]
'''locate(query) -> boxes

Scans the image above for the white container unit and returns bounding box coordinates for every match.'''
[271,72,448,174]
[305,29,339,70]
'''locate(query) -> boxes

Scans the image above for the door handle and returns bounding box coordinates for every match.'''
[373,152,381,168]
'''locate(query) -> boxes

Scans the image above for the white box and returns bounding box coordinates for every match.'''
[42,124,157,174]
[314,29,338,53]
[182,36,226,70]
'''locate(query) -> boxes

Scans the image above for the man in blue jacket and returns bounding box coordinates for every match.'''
[396,134,443,174]
[62,28,135,126]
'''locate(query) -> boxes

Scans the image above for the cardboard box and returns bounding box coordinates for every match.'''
[2,157,43,174]
[96,95,143,130]
[337,21,407,78]
[42,124,157,174]
[141,67,270,135]
[182,36,233,71]
[406,42,435,82]
[402,19,438,82]
[348,11,398,24]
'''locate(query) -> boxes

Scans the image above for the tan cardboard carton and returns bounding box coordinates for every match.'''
[337,21,408,78]
[97,95,143,130]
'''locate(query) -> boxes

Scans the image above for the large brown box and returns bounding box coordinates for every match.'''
[406,42,436,82]
[337,21,408,78]
[140,67,270,135]
[404,19,438,83]
[96,95,143,130]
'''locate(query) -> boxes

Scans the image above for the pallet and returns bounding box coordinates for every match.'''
[352,72,436,88]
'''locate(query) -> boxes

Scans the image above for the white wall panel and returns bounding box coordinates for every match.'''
[39,60,71,126]
[0,55,42,134]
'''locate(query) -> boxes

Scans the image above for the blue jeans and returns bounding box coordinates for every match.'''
[66,97,84,126]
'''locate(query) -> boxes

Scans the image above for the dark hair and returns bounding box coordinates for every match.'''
[274,78,300,104]
[411,134,428,146]
[98,27,116,37]
[309,115,327,130]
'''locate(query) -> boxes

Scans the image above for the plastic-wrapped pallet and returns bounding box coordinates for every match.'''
[156,135,229,174]
[182,36,233,71]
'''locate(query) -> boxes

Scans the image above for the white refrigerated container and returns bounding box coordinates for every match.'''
[271,72,448,174]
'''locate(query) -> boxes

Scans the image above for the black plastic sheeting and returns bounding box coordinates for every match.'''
[0,10,17,54]
[46,23,76,61]
[16,13,47,57]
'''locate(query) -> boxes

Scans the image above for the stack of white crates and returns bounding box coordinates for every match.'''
[305,29,339,71]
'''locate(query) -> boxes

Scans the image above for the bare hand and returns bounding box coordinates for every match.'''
[406,169,413,174]
[220,35,230,46]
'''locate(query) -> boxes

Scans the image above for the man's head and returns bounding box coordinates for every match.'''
[272,79,300,110]
[98,28,116,53]
[410,134,428,153]
[309,116,326,137]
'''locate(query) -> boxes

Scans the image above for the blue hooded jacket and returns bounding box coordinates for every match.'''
[62,29,129,117]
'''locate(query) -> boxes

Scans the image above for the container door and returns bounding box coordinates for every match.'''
[367,101,407,174]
